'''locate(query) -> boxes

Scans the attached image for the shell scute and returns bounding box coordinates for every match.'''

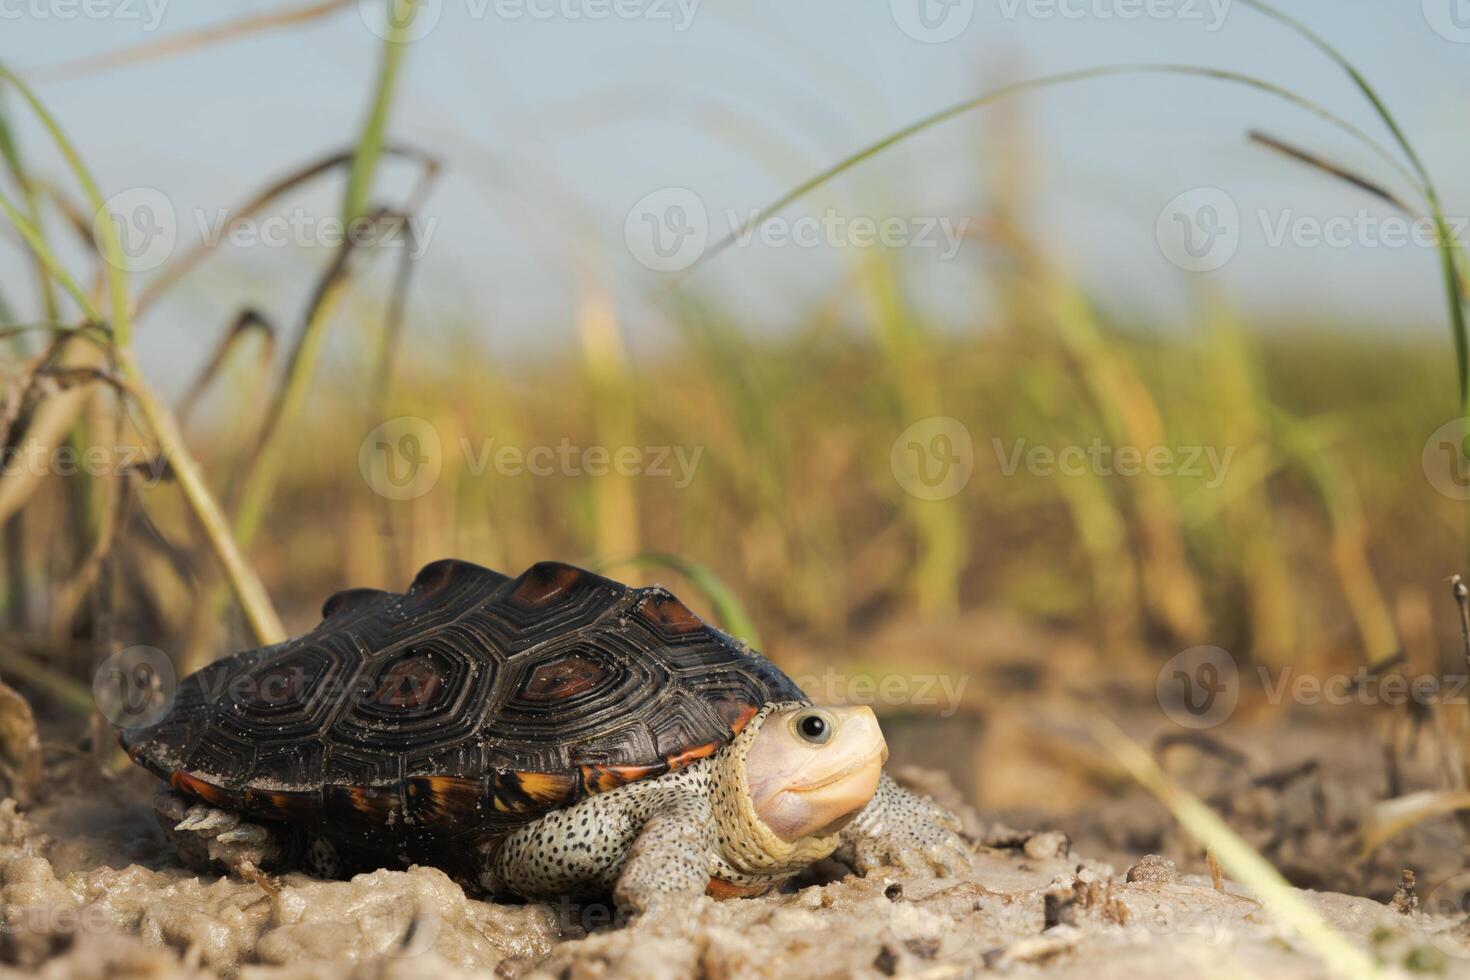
[634,589,704,635]
[321,587,393,622]
[508,560,596,609]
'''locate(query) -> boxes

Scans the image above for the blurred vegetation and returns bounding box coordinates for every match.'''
[4,267,1465,681]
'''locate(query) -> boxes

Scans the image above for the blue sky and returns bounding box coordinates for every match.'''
[2,1,1469,383]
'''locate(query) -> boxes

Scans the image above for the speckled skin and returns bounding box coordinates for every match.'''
[485,756,721,903]
[486,705,832,906]
[481,704,970,913]
[161,703,972,914]
[836,772,972,878]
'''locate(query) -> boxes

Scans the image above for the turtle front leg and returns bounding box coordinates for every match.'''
[612,789,712,921]
[834,774,972,878]
[153,787,300,888]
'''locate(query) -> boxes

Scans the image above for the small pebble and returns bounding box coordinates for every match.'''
[1023,832,1071,861]
[1125,855,1179,884]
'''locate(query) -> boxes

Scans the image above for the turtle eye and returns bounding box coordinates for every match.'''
[794,710,834,745]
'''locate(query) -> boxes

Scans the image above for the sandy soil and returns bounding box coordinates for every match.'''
[1,765,1465,979]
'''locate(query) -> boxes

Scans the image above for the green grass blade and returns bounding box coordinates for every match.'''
[1238,0,1467,413]
[601,553,762,648]
[0,189,103,323]
[0,90,19,173]
[686,63,1425,278]
[343,4,416,222]
[0,63,130,345]
[0,84,60,327]
[1237,1,1430,185]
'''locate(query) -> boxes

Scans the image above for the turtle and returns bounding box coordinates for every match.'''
[119,559,971,915]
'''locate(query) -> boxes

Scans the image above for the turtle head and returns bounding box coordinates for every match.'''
[742,705,887,842]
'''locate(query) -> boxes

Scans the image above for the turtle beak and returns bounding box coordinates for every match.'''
[746,705,888,842]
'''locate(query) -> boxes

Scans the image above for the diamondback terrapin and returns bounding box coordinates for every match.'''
[120,560,970,913]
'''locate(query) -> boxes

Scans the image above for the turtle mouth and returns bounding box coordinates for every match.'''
[789,743,889,793]
[761,750,885,842]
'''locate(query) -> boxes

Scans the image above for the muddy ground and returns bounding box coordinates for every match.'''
[0,758,1466,979]
[5,609,1470,976]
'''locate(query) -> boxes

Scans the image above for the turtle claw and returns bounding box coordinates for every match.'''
[216,824,269,846]
[839,775,975,881]
[153,787,294,879]
[900,825,974,880]
[176,805,240,834]
[845,835,972,879]
[930,838,977,877]
[155,790,189,823]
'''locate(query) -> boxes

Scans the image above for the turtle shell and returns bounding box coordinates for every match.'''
[120,560,806,857]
